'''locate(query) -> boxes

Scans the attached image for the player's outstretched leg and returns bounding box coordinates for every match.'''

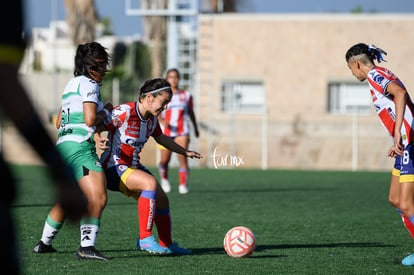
[137,190,167,254]
[154,208,192,255]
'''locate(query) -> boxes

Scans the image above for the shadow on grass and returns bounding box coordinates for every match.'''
[47,242,392,260]
[189,242,394,256]
[191,187,337,193]
[256,242,395,251]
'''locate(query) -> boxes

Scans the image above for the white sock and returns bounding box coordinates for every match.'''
[40,215,62,245]
[80,224,99,247]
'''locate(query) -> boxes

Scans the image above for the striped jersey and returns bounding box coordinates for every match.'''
[160,90,193,137]
[101,102,162,169]
[56,75,103,144]
[367,66,414,145]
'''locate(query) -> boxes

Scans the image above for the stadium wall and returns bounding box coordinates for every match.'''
[196,13,414,170]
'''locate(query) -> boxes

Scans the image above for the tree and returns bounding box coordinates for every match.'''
[209,0,239,12]
[141,0,167,78]
[64,0,97,45]
[140,0,240,79]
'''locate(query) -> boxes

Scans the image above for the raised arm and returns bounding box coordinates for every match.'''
[154,134,202,159]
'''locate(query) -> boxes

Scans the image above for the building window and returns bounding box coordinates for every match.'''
[221,81,264,113]
[328,82,372,114]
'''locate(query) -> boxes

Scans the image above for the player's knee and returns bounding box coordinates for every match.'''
[88,192,107,212]
[388,194,399,208]
[143,177,157,191]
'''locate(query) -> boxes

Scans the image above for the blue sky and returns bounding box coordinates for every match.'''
[24,0,414,36]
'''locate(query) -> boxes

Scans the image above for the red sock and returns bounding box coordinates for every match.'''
[159,164,168,180]
[179,168,188,186]
[402,214,414,240]
[155,208,172,247]
[138,191,156,240]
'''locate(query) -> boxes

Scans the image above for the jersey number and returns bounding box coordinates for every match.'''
[61,108,70,126]
[403,150,410,165]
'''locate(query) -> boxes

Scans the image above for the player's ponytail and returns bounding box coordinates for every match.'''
[367,44,387,63]
[138,78,172,102]
[345,43,387,65]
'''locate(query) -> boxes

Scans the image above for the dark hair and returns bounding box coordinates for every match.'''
[73,42,110,78]
[166,68,180,79]
[138,78,172,101]
[345,43,387,64]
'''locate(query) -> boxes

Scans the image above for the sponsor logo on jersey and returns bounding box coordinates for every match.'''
[373,74,385,85]
[126,130,139,137]
[87,90,98,97]
[387,107,396,120]
[125,138,142,147]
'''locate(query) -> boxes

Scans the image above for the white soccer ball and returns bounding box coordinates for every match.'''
[223,226,256,258]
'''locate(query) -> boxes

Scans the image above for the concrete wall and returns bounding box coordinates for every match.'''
[196,13,414,170]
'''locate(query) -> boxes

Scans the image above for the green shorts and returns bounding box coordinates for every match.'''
[56,141,103,181]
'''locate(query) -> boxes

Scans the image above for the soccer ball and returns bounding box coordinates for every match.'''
[223,226,256,258]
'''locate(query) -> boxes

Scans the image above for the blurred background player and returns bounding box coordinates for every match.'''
[32,42,113,261]
[0,0,87,273]
[346,43,414,266]
[100,78,201,254]
[158,68,200,194]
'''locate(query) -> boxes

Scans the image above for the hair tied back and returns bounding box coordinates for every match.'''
[368,44,387,63]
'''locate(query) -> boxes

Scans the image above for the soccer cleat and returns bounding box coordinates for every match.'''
[402,254,414,266]
[178,184,189,194]
[33,241,57,253]
[75,246,109,261]
[138,236,168,254]
[165,242,192,255]
[160,179,171,193]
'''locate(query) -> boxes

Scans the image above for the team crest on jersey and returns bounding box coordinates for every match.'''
[119,165,127,171]
[113,112,127,127]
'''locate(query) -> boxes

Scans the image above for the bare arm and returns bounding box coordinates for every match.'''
[188,106,199,138]
[154,134,202,158]
[83,102,113,127]
[386,82,406,156]
[56,107,62,129]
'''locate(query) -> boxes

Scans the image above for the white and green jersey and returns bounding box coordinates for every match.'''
[56,75,104,144]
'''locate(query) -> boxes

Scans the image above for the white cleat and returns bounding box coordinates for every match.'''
[179,185,189,194]
[161,179,171,193]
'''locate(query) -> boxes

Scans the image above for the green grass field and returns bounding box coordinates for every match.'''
[9,165,414,274]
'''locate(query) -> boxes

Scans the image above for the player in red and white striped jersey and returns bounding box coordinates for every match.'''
[100,78,202,255]
[346,43,414,266]
[158,68,200,194]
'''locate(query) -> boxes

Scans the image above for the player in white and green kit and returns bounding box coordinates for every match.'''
[33,42,112,260]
